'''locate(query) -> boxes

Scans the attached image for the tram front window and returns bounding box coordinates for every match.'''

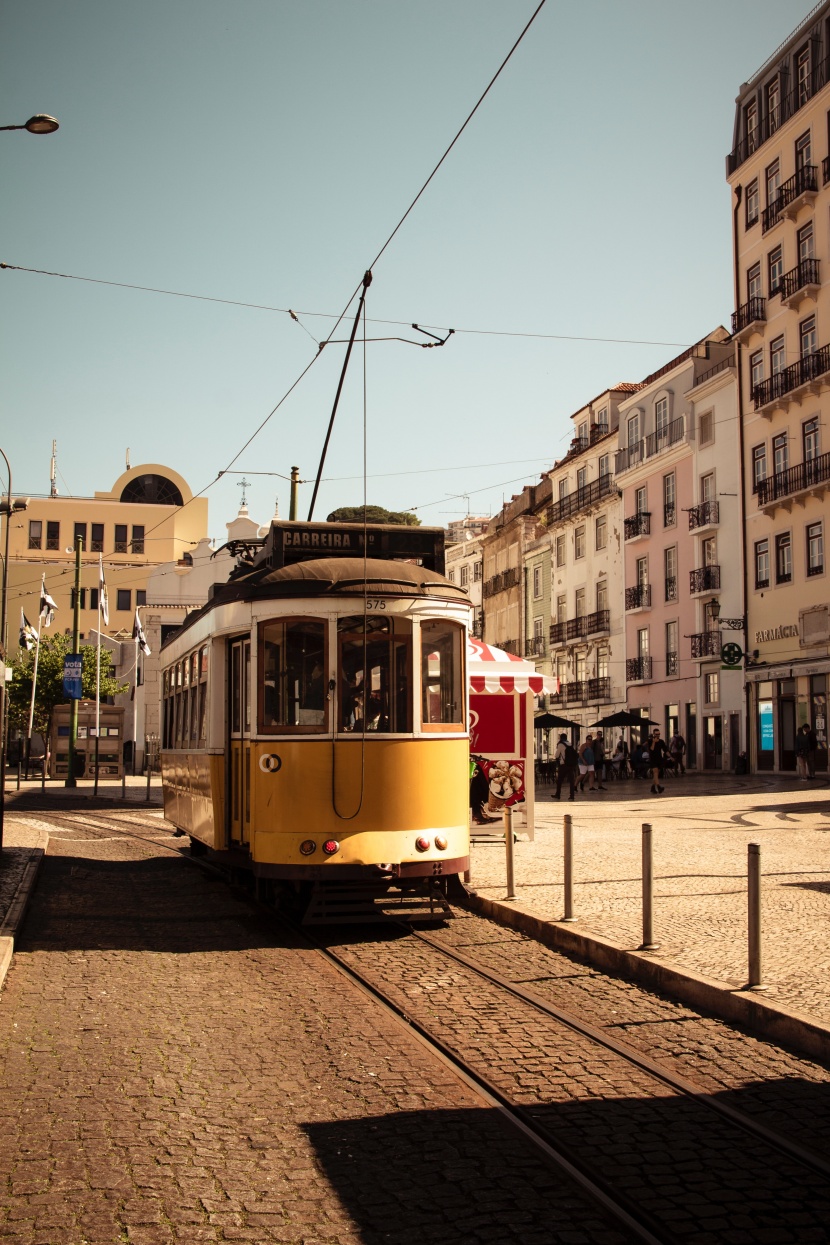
[421,620,464,728]
[338,616,410,733]
[260,619,326,730]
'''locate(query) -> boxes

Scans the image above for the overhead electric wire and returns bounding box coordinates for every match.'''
[0,262,692,351]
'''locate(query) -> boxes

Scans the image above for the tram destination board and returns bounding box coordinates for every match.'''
[267,520,445,573]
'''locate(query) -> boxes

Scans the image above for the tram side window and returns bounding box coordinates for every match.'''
[260,619,326,731]
[421,620,464,729]
[338,616,411,733]
[198,645,209,746]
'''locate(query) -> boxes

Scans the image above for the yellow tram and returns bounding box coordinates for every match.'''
[160,520,471,919]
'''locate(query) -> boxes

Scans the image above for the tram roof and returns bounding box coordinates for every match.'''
[162,557,469,648]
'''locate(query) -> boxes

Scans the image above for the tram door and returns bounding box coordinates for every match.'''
[229,637,252,846]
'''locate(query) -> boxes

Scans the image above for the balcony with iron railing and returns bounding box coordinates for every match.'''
[585,608,610,635]
[501,638,521,656]
[779,258,820,308]
[525,637,547,659]
[625,584,651,611]
[587,676,611,701]
[728,58,830,173]
[626,656,652,682]
[690,565,721,594]
[762,165,818,233]
[482,566,522,598]
[691,630,722,659]
[688,500,719,530]
[624,511,650,540]
[751,344,830,413]
[564,680,586,703]
[590,422,610,444]
[566,616,586,641]
[665,652,678,676]
[731,296,766,339]
[545,472,616,525]
[757,449,830,508]
[549,621,566,646]
[615,416,686,474]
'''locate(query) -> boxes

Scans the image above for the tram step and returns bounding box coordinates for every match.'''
[302,882,454,925]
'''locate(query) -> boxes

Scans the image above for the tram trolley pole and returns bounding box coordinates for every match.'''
[639,822,658,951]
[562,813,577,922]
[503,805,517,901]
[747,842,765,989]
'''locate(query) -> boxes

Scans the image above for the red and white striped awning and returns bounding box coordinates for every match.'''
[468,636,559,695]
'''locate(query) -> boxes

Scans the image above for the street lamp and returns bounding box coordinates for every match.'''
[0,114,60,135]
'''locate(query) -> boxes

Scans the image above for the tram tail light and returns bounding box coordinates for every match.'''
[322,840,340,856]
[299,840,317,856]
[415,836,431,853]
[434,836,448,851]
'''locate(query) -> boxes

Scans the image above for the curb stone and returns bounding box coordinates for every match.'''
[464,889,830,1066]
[0,831,48,993]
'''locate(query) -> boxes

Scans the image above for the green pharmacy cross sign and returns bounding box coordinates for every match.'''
[721,642,743,670]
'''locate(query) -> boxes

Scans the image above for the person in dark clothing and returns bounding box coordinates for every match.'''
[553,734,578,801]
[648,729,668,794]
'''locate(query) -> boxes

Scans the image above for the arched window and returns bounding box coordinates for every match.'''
[120,474,184,506]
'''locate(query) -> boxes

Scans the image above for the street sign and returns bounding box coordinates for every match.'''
[63,654,83,699]
[721,642,743,669]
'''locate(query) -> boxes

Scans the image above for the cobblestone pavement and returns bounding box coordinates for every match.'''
[472,775,830,1023]
[0,809,632,1245]
[328,920,830,1243]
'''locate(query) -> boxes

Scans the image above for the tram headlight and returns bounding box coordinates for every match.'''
[434,836,448,852]
[299,840,317,856]
[415,836,431,853]
[322,839,340,856]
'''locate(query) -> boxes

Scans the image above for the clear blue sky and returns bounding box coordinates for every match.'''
[0,1,809,538]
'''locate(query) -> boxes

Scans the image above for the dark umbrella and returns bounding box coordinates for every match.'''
[591,710,659,728]
[534,711,581,729]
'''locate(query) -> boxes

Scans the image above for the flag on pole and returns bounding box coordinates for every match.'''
[39,577,57,627]
[98,555,109,625]
[132,607,151,656]
[19,609,38,651]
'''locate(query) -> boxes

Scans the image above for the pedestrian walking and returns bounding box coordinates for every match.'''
[553,733,579,801]
[593,732,607,787]
[648,729,668,794]
[796,725,811,780]
[578,734,598,792]
[669,730,686,775]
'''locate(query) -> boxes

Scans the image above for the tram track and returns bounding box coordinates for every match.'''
[16,809,830,1242]
[312,919,830,1245]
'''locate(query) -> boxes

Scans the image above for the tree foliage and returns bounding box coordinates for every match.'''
[326,505,420,526]
[7,633,129,739]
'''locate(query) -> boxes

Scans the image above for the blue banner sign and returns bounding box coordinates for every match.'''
[63,654,83,700]
[758,701,774,752]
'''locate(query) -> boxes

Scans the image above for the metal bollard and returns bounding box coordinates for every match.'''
[41,763,46,793]
[146,767,152,802]
[747,842,765,989]
[503,805,516,901]
[93,738,99,798]
[640,823,658,950]
[16,760,21,791]
[562,814,576,921]
[122,771,127,800]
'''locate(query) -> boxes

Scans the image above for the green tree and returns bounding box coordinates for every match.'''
[7,633,129,741]
[326,505,420,526]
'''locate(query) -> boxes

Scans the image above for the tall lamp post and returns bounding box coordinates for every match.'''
[0,113,60,840]
[0,449,30,850]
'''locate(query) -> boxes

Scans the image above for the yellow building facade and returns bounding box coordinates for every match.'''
[6,463,208,650]
[727,11,830,773]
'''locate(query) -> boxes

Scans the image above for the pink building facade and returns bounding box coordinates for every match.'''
[616,333,745,769]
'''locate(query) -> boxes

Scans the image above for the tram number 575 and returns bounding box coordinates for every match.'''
[366,599,387,610]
